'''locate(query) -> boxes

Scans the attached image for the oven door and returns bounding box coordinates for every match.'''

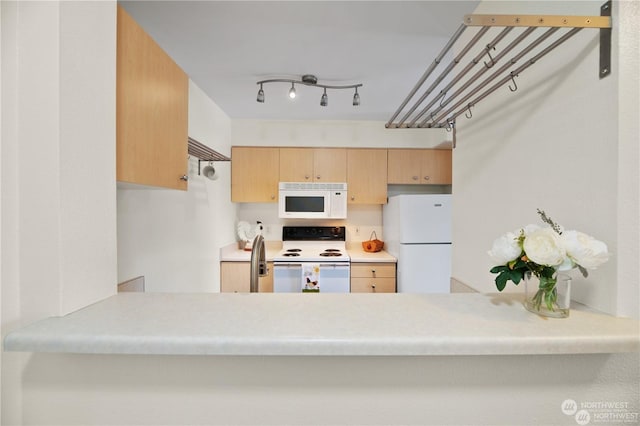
[273,262,350,293]
[318,263,350,293]
[273,263,303,292]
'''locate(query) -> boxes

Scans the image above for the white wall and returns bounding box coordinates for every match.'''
[232,119,451,148]
[14,353,640,426]
[0,4,4,420]
[116,81,236,293]
[452,0,639,318]
[615,0,639,319]
[1,1,117,424]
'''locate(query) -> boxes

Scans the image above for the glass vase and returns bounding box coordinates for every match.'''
[523,271,571,318]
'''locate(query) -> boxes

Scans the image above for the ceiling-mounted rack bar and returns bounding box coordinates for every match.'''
[437,27,583,129]
[463,14,610,28]
[187,137,230,162]
[385,23,467,127]
[385,3,612,132]
[426,27,561,128]
[405,26,515,128]
[395,26,491,127]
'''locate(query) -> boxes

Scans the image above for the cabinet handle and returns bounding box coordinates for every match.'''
[271,194,275,200]
[424,176,430,181]
[412,175,419,181]
[371,283,376,291]
[351,196,355,201]
[305,175,310,180]
[180,175,189,181]
[316,175,321,180]
[371,269,376,277]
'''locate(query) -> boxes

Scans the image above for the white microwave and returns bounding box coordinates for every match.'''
[278,182,348,219]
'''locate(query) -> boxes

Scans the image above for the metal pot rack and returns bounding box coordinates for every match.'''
[385,1,612,139]
[187,137,230,175]
[187,137,230,162]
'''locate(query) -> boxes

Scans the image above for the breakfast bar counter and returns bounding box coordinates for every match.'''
[4,292,638,356]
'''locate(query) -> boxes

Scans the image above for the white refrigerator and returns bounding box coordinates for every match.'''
[383,194,452,293]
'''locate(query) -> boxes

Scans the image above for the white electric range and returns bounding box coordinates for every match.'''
[273,226,350,293]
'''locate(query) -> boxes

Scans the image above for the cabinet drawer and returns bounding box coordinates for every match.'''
[351,278,396,293]
[350,263,396,278]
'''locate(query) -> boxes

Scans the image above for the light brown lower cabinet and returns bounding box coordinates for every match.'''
[350,262,396,293]
[220,261,273,293]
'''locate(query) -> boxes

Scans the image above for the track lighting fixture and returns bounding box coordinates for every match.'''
[256,74,362,107]
[320,88,328,107]
[256,83,264,103]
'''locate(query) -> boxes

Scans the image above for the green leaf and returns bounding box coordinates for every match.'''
[490,265,507,274]
[509,269,524,284]
[578,265,589,278]
[540,266,556,279]
[495,272,509,292]
[512,258,527,270]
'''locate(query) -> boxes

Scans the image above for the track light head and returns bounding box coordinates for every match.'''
[353,87,360,106]
[288,83,296,99]
[256,84,265,103]
[320,88,328,107]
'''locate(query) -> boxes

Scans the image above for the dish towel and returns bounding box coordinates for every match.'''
[302,264,320,292]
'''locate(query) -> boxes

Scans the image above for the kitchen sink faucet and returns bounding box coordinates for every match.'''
[250,234,267,292]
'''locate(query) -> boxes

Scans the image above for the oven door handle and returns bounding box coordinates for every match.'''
[319,263,350,268]
[273,263,303,268]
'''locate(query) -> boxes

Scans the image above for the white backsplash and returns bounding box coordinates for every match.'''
[237,203,382,243]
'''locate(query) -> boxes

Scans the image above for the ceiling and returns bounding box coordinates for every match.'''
[120,1,480,122]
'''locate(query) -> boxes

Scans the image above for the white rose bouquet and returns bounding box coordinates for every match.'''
[488,209,609,311]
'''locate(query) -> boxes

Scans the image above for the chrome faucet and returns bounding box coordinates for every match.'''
[249,234,267,293]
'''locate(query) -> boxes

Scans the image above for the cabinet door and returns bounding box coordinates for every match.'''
[313,148,347,182]
[220,262,273,293]
[387,149,452,185]
[421,150,452,184]
[347,149,388,204]
[387,149,423,184]
[350,278,396,293]
[231,147,280,202]
[350,263,396,278]
[350,262,396,293]
[220,262,249,293]
[279,148,314,182]
[116,6,188,190]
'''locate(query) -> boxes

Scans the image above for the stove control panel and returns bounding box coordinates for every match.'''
[282,226,346,242]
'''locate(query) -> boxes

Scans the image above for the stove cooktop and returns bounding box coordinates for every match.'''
[274,246,349,262]
[275,227,349,262]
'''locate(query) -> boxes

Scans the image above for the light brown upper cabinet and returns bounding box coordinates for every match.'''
[387,149,452,185]
[116,6,189,190]
[347,149,388,204]
[231,146,280,202]
[279,148,347,183]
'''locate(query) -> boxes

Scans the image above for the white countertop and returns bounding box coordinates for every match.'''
[219,242,396,263]
[4,292,638,356]
[346,247,397,263]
